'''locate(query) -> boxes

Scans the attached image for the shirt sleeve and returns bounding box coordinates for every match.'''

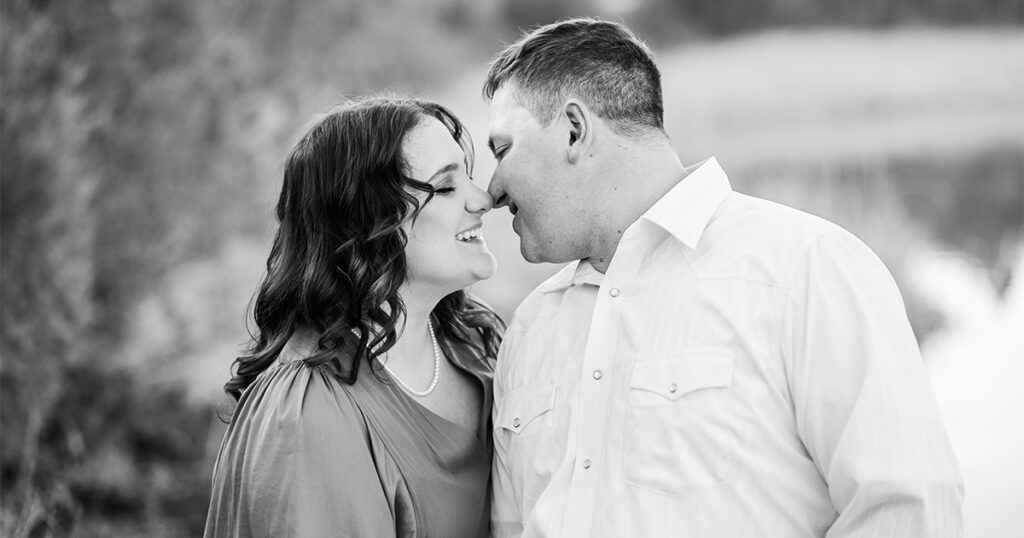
[783,232,964,538]
[491,323,525,538]
[205,365,396,538]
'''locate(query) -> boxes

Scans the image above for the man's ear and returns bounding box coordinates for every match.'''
[563,100,590,164]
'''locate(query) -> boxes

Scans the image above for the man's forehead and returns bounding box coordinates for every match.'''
[487,86,538,138]
[487,87,515,128]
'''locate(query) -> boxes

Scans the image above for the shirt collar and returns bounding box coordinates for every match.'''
[538,157,731,295]
[537,262,575,294]
[571,260,604,287]
[538,259,605,294]
[640,157,732,251]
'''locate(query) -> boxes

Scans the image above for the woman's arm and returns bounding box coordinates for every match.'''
[206,364,395,537]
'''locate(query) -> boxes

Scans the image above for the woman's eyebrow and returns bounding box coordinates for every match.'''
[429,162,459,182]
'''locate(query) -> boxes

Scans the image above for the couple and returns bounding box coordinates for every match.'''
[204,19,963,538]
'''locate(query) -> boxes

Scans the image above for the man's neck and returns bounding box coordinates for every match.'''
[583,141,688,274]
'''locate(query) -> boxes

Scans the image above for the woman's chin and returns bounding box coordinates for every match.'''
[466,254,498,285]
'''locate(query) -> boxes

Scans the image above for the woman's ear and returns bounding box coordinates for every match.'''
[563,100,590,164]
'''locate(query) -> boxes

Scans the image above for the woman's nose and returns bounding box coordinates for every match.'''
[466,183,493,214]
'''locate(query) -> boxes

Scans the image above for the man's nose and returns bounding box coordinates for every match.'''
[487,173,509,209]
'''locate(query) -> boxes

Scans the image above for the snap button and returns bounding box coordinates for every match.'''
[668,383,678,394]
[582,459,592,469]
[608,288,620,297]
[592,370,603,380]
[512,417,521,428]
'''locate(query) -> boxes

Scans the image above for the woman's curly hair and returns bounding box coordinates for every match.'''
[224,97,504,401]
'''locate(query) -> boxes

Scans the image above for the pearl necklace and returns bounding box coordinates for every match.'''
[379,319,441,397]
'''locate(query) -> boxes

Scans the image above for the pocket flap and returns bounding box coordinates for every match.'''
[496,383,556,433]
[629,351,733,401]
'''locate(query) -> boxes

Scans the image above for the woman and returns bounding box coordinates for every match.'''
[204,97,504,537]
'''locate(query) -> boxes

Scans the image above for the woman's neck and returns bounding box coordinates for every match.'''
[388,283,444,363]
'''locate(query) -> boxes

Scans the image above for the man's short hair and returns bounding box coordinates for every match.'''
[483,18,664,137]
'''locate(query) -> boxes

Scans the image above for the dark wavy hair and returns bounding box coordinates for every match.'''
[224,97,504,401]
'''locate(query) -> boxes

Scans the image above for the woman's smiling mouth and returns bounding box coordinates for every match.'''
[455,226,483,243]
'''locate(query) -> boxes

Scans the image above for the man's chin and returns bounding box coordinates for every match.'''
[520,248,543,264]
[519,240,569,265]
[518,241,545,264]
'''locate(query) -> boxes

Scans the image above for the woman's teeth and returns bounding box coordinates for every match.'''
[456,228,482,242]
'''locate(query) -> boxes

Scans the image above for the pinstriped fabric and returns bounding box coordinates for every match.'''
[491,158,963,538]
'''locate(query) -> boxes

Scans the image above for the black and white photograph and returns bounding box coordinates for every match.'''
[2,1,1022,536]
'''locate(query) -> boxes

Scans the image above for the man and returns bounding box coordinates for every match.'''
[484,18,963,538]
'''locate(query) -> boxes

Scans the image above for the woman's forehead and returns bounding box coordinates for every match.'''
[404,118,467,178]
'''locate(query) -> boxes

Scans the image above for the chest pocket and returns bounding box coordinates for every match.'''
[496,383,556,434]
[625,350,738,496]
[629,352,734,403]
[494,383,559,504]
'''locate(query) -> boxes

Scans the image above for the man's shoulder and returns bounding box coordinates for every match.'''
[692,191,868,285]
[721,191,850,242]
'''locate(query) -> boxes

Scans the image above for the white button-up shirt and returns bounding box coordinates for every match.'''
[491,158,963,538]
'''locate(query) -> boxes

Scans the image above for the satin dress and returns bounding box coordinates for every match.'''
[204,335,494,537]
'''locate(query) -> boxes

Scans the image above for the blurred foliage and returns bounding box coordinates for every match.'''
[1,0,1021,535]
[631,0,1023,38]
[892,146,1024,289]
[732,146,1024,342]
[1,0,492,534]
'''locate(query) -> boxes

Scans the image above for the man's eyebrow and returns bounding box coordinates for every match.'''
[429,162,459,182]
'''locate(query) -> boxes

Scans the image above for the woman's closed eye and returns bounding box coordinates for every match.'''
[431,177,457,196]
[433,171,476,196]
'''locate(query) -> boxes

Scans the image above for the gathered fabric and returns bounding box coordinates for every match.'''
[205,336,494,538]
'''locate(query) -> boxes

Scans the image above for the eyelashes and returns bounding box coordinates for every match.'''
[432,173,477,197]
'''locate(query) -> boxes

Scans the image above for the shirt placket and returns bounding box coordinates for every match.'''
[560,228,647,538]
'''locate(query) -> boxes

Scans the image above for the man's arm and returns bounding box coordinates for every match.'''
[784,232,963,537]
[491,326,524,538]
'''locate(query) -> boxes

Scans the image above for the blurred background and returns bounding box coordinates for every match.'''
[2,0,1021,536]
